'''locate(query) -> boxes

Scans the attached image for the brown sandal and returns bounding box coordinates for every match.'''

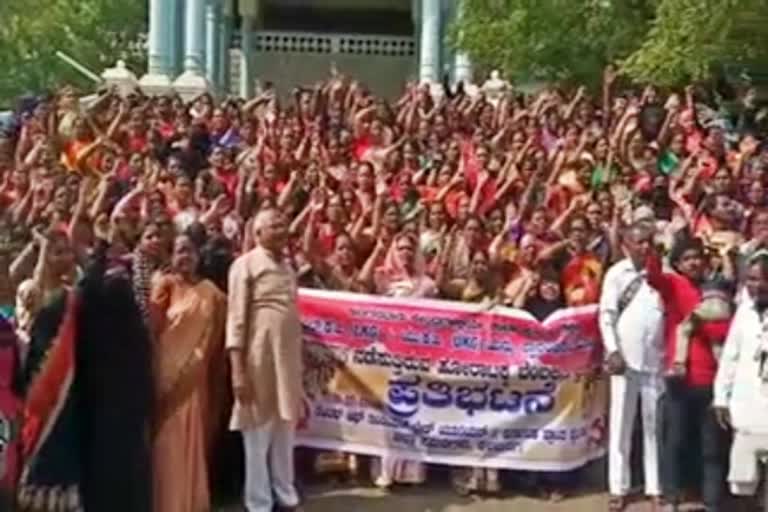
[608,495,625,512]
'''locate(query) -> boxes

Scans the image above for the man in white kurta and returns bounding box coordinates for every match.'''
[714,253,768,499]
[227,209,304,512]
[599,223,665,510]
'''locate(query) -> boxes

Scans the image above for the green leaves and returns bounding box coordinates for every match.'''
[451,0,768,87]
[0,0,147,107]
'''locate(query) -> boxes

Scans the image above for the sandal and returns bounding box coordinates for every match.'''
[648,496,666,512]
[608,495,625,512]
[548,489,565,503]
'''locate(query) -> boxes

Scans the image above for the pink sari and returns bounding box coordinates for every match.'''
[374,235,437,299]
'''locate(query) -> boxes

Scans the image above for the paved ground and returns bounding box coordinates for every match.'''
[217,460,711,512]
[298,486,661,512]
[220,486,694,512]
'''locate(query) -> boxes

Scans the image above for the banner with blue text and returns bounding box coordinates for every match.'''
[296,289,607,471]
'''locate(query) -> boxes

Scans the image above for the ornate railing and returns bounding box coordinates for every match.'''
[238,31,416,57]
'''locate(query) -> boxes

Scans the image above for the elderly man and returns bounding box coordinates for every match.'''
[227,208,304,512]
[714,251,768,509]
[599,222,665,512]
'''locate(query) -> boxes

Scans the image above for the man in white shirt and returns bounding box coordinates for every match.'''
[599,222,666,512]
[714,251,768,505]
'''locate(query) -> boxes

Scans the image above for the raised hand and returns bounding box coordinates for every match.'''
[31,226,48,246]
[375,179,389,198]
[449,173,465,190]
[212,194,231,216]
[93,213,113,242]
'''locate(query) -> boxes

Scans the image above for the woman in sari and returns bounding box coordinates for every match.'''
[540,216,604,307]
[150,234,226,512]
[561,250,603,307]
[16,282,82,511]
[445,216,485,281]
[359,233,435,489]
[17,235,153,512]
[437,247,503,495]
[12,229,77,364]
[301,225,364,479]
[500,234,540,306]
[511,268,579,502]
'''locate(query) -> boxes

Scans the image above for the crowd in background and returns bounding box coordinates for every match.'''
[2,64,768,512]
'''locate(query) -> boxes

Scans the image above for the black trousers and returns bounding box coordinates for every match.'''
[660,380,729,511]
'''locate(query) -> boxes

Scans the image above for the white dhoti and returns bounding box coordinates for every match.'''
[608,370,663,496]
[728,430,768,496]
[242,419,300,512]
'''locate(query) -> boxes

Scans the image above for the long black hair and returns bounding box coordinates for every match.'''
[200,235,235,292]
[182,223,234,292]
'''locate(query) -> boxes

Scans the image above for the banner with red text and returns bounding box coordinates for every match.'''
[296,289,607,471]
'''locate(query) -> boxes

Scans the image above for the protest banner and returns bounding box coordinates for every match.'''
[295,289,607,471]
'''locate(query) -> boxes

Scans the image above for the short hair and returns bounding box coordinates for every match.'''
[567,215,590,231]
[624,221,654,243]
[669,232,703,267]
[702,192,729,213]
[252,208,280,235]
[184,222,208,249]
[539,266,560,284]
[748,251,768,280]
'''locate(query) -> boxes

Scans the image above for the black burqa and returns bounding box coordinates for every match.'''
[75,240,154,512]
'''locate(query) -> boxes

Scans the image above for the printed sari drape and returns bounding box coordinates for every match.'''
[16,292,82,512]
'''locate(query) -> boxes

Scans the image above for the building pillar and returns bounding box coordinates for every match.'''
[139,0,173,94]
[169,0,184,76]
[453,0,473,85]
[205,0,221,94]
[239,16,256,99]
[419,0,441,84]
[411,0,421,80]
[219,0,234,95]
[239,0,260,99]
[173,0,211,101]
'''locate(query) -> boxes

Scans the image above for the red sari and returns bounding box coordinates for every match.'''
[561,252,603,306]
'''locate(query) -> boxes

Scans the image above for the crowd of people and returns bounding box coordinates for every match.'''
[1,63,768,512]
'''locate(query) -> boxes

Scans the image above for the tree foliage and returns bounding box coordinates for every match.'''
[0,0,147,107]
[622,0,768,86]
[451,0,768,87]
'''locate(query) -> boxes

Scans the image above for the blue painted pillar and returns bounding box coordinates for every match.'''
[205,0,221,92]
[146,0,172,76]
[454,0,473,85]
[183,0,206,74]
[169,0,184,76]
[218,2,234,96]
[139,0,173,93]
[419,0,441,83]
[411,0,421,81]
[239,15,256,99]
[173,0,210,100]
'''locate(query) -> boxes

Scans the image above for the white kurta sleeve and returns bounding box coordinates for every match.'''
[598,266,621,355]
[713,313,742,409]
[226,256,249,351]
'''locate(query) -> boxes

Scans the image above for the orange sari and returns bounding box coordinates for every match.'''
[150,275,226,512]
